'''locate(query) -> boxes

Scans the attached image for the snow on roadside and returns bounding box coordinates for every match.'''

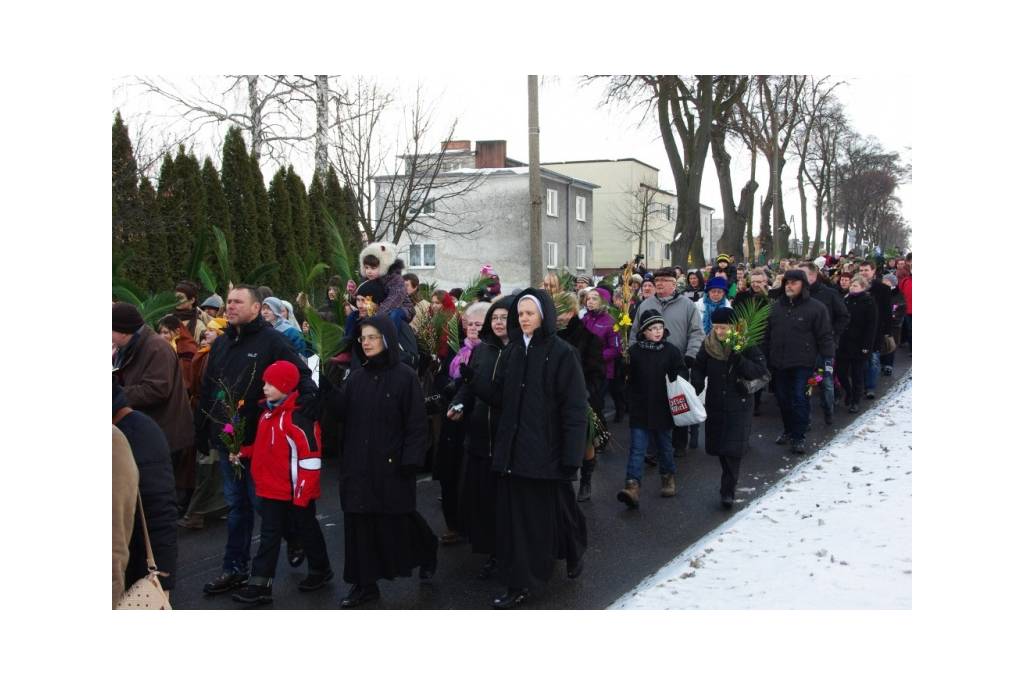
[610,373,913,610]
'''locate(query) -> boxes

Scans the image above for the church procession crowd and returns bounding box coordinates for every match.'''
[112,243,912,610]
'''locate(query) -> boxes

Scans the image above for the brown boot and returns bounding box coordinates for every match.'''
[660,474,676,497]
[616,479,640,508]
[178,513,204,530]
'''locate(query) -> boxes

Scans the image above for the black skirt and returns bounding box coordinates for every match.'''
[495,475,587,589]
[343,511,438,585]
[460,451,499,556]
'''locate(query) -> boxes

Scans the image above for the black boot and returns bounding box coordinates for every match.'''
[577,458,596,502]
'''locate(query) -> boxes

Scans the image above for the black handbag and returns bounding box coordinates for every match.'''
[739,370,771,395]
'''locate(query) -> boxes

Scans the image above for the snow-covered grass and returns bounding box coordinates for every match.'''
[610,373,912,610]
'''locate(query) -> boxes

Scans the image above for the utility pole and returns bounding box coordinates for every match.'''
[528,76,543,287]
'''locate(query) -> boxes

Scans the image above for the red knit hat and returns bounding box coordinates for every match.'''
[263,361,299,394]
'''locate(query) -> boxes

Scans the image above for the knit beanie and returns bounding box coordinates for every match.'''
[705,276,729,293]
[716,254,731,265]
[263,360,299,394]
[112,303,145,334]
[200,294,223,310]
[593,287,611,304]
[356,279,387,304]
[637,309,666,334]
[710,307,735,325]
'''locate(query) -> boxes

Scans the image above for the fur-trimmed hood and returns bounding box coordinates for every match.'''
[359,241,404,277]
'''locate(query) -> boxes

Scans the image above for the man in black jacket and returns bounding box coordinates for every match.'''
[765,270,835,455]
[799,262,850,425]
[858,260,892,400]
[195,284,318,595]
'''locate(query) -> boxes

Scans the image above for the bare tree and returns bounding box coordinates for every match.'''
[793,77,844,257]
[593,75,748,267]
[331,78,485,245]
[607,182,675,260]
[833,133,910,255]
[709,107,758,263]
[735,75,807,260]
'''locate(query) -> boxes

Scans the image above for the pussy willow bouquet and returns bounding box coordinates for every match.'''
[805,368,824,396]
[722,298,770,354]
[210,367,256,479]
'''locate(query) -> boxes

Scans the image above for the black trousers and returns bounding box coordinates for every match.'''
[251,498,330,582]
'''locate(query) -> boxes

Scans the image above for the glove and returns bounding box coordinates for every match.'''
[297,394,319,421]
[459,363,475,382]
[400,464,418,478]
[667,369,678,383]
[684,356,696,369]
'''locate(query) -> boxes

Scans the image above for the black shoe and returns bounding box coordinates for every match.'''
[493,587,529,609]
[232,583,273,604]
[477,557,497,580]
[340,583,380,608]
[577,480,591,502]
[204,571,249,594]
[824,409,834,425]
[864,390,876,399]
[775,434,790,445]
[644,453,658,466]
[849,403,859,413]
[882,367,893,376]
[567,554,585,579]
[419,557,438,580]
[791,440,806,455]
[287,543,305,568]
[298,569,334,592]
[721,495,734,509]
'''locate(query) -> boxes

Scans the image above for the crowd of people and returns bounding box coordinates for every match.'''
[112,244,911,610]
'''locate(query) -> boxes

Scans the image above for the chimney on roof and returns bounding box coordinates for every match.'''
[442,140,471,152]
[475,140,507,169]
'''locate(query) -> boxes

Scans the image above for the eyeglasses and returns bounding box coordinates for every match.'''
[654,277,675,284]
[491,315,508,323]
[357,334,382,343]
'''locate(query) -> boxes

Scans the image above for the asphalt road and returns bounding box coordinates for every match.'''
[170,351,911,610]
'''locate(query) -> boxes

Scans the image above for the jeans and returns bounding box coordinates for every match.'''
[818,355,835,414]
[863,352,880,391]
[627,428,674,482]
[774,367,814,442]
[218,449,261,574]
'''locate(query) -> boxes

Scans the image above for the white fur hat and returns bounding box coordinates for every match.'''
[359,242,399,277]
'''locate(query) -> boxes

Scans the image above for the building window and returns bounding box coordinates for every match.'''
[408,243,436,268]
[576,197,586,222]
[648,240,655,260]
[546,189,558,217]
[546,242,558,269]
[664,203,674,221]
[576,245,586,270]
[422,199,435,215]
[662,243,671,260]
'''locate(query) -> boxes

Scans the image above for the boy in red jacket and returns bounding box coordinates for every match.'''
[232,361,332,604]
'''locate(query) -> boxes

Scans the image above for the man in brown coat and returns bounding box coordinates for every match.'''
[112,303,194,495]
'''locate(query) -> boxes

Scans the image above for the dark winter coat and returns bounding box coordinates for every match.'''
[765,271,835,370]
[452,300,510,459]
[115,407,179,591]
[807,277,851,342]
[691,339,768,459]
[321,315,429,514]
[836,291,877,361]
[557,314,606,410]
[196,315,316,450]
[114,326,193,453]
[626,335,686,431]
[467,288,589,480]
[866,278,892,352]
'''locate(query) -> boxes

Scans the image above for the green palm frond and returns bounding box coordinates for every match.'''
[418,309,456,357]
[209,225,233,290]
[456,274,496,307]
[325,210,359,286]
[137,291,182,328]
[242,262,280,287]
[558,270,576,293]
[732,297,771,348]
[287,251,329,306]
[184,227,209,283]
[303,307,347,371]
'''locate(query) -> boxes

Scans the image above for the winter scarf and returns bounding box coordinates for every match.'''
[449,337,482,378]
[703,326,733,362]
[701,293,730,335]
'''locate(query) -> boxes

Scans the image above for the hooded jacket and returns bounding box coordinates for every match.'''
[765,269,835,370]
[452,299,511,460]
[321,315,429,514]
[466,288,588,479]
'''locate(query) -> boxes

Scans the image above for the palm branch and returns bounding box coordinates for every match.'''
[731,297,771,348]
[418,309,456,357]
[303,307,347,372]
[137,291,182,328]
[325,210,359,287]
[558,270,576,293]
[287,251,329,307]
[456,274,496,306]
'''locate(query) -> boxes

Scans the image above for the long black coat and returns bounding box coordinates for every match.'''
[836,291,877,361]
[626,338,686,431]
[557,314,606,413]
[468,289,588,480]
[691,341,768,459]
[321,315,429,514]
[451,300,509,459]
[866,278,892,352]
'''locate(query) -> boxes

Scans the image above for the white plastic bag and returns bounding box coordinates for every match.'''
[666,375,706,427]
